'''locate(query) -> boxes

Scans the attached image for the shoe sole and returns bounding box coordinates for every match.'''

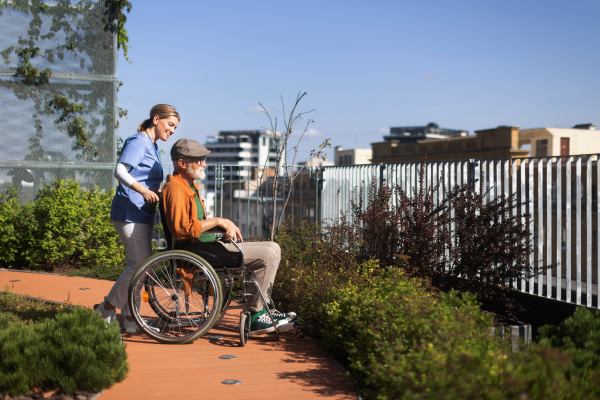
[122,324,160,335]
[248,325,275,336]
[274,314,298,326]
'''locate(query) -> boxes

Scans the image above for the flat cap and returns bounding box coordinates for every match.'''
[170,138,211,161]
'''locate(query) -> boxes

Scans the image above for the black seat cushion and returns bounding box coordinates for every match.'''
[174,242,242,267]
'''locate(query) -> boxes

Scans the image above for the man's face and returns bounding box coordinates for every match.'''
[183,157,206,181]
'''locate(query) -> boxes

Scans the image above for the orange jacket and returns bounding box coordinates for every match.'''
[162,173,207,243]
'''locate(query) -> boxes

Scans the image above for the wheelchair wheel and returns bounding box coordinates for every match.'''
[239,312,250,346]
[128,250,223,344]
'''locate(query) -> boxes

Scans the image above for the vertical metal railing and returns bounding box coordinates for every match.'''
[321,155,600,308]
[179,164,326,240]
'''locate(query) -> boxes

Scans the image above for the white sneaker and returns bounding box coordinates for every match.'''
[122,318,140,334]
[122,318,160,334]
[94,302,117,325]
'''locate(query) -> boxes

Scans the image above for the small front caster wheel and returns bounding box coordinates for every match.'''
[239,312,250,346]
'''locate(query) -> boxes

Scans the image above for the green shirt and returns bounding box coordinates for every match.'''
[190,184,216,243]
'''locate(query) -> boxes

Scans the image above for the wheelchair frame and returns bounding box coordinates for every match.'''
[127,219,297,345]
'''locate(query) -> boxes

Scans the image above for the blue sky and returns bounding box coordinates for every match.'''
[116,0,600,162]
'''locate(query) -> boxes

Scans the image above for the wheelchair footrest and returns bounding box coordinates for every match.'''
[277,319,299,333]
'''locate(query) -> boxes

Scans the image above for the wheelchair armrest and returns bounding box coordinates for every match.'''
[204,227,226,234]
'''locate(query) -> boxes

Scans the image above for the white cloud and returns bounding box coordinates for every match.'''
[379,127,389,134]
[292,128,322,137]
[247,105,276,114]
[422,74,439,82]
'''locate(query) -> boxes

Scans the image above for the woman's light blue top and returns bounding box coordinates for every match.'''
[110,132,163,224]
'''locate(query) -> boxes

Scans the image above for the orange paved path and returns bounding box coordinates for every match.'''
[1,270,356,400]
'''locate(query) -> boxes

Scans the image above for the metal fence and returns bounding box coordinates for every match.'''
[153,163,323,246]
[322,155,600,308]
[0,1,118,202]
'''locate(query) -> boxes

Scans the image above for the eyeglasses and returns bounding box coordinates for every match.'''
[186,156,206,165]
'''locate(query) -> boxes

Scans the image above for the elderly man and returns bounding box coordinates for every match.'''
[162,138,296,335]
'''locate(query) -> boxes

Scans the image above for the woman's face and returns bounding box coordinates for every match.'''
[153,115,179,141]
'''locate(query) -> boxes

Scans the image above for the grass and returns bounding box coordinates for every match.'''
[0,287,74,324]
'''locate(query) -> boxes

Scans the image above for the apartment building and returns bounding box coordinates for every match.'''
[334,146,372,165]
[519,124,600,157]
[371,124,600,163]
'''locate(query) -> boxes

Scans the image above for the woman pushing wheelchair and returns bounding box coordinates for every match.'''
[94,104,179,333]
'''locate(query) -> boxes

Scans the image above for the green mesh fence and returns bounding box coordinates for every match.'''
[0,0,118,202]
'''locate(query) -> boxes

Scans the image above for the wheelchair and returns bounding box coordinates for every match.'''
[126,202,297,345]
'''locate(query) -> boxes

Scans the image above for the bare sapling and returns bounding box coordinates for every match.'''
[256,91,330,241]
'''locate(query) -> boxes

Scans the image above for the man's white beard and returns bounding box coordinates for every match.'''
[188,167,205,181]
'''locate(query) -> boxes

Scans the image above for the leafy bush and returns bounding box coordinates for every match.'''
[275,222,600,399]
[327,163,533,314]
[274,220,374,339]
[0,180,125,278]
[0,300,128,396]
[539,307,600,379]
[321,268,599,399]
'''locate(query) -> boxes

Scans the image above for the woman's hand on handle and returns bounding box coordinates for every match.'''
[131,182,160,204]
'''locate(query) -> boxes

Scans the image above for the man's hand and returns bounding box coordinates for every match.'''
[202,217,243,242]
[218,218,243,243]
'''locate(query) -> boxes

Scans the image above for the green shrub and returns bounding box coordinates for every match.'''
[327,164,533,315]
[0,307,128,396]
[319,268,598,399]
[0,180,125,277]
[274,220,374,339]
[0,187,31,267]
[539,307,600,378]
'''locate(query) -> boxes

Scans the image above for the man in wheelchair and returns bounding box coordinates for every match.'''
[162,138,297,336]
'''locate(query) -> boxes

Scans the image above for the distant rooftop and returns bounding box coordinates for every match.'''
[384,122,467,143]
[572,123,596,130]
[205,129,280,145]
[217,130,266,136]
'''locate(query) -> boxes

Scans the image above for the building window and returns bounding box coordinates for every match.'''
[536,139,548,157]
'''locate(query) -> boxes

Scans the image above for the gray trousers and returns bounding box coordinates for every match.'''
[107,220,153,316]
[222,241,281,313]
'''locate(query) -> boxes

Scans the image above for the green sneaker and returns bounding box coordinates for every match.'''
[270,309,297,323]
[249,313,276,336]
